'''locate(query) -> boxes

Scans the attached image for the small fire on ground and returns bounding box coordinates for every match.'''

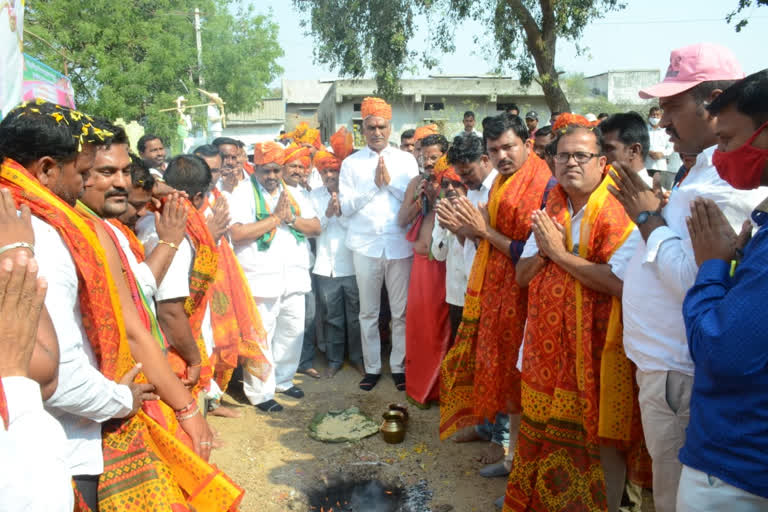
[306,478,432,512]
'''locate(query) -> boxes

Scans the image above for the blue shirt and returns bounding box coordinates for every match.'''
[681,213,768,499]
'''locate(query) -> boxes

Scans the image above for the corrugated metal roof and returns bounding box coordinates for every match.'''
[227,98,285,124]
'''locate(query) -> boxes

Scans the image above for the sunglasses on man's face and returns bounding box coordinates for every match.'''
[440,179,464,189]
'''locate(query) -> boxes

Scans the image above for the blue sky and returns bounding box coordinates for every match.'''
[249,0,767,83]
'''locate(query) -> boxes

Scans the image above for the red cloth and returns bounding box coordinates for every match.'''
[405,252,451,404]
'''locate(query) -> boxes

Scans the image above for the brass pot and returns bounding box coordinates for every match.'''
[380,410,406,444]
[388,403,409,424]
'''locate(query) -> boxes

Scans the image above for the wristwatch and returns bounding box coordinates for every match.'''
[635,210,661,225]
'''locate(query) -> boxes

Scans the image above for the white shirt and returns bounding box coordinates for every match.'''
[520,200,641,280]
[623,146,767,375]
[310,186,355,278]
[136,215,216,357]
[637,167,653,188]
[136,214,194,303]
[218,171,249,203]
[0,377,73,511]
[339,145,419,259]
[230,180,317,298]
[464,169,499,276]
[207,104,223,133]
[431,221,467,306]
[33,216,133,475]
[307,167,324,191]
[646,126,673,171]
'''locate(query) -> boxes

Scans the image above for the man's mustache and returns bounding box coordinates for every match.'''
[666,126,681,139]
[105,188,128,199]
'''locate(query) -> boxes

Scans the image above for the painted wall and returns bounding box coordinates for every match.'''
[320,95,549,146]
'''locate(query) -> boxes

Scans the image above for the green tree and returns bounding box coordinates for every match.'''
[24,0,282,146]
[728,0,768,31]
[293,0,625,111]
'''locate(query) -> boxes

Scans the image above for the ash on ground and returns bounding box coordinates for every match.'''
[305,473,434,512]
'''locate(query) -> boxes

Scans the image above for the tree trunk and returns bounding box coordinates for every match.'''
[506,0,571,113]
[535,61,571,113]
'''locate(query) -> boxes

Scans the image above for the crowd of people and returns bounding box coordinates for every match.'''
[0,41,766,512]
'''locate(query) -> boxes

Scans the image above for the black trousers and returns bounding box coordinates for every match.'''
[449,304,463,346]
[74,474,100,511]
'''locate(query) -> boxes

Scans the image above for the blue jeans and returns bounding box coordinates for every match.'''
[475,413,510,447]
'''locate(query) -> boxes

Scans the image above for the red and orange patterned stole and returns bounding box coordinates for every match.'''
[439,153,554,440]
[169,200,217,392]
[504,174,646,512]
[107,218,145,262]
[201,195,271,391]
[1,159,243,511]
[77,205,169,356]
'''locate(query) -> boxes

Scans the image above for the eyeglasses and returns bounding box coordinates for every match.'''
[554,152,600,164]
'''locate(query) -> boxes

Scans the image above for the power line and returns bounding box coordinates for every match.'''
[593,16,768,25]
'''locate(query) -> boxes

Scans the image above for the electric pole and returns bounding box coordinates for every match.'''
[194,7,204,87]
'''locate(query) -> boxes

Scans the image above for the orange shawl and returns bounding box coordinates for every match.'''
[201,195,271,390]
[164,201,217,392]
[503,175,648,512]
[0,158,243,511]
[439,153,555,439]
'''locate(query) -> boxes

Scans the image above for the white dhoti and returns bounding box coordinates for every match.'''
[242,292,306,404]
[352,252,412,374]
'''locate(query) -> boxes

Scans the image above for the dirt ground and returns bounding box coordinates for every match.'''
[208,361,508,512]
[209,360,655,512]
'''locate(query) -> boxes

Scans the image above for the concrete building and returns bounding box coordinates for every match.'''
[316,76,549,145]
[283,79,331,132]
[583,70,660,104]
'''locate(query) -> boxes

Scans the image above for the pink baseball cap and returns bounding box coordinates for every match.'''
[639,43,744,99]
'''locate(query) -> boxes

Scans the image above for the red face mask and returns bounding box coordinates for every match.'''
[712,121,768,190]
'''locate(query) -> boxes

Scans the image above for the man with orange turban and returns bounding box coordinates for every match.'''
[339,97,419,392]
[309,127,363,378]
[430,160,469,344]
[229,141,322,412]
[396,133,452,406]
[413,124,439,144]
[282,143,323,379]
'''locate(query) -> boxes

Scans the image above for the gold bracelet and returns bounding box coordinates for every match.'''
[157,239,178,250]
